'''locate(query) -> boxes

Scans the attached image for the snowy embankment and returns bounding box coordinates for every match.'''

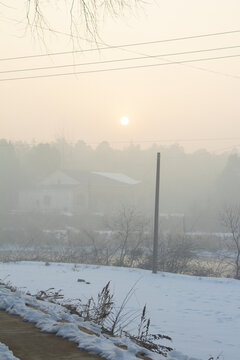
[0,262,240,360]
[0,285,194,360]
[0,342,19,360]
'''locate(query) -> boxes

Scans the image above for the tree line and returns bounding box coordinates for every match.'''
[1,137,240,230]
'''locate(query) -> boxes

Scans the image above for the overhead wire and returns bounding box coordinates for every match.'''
[1,29,240,62]
[80,139,240,156]
[1,45,240,75]
[1,25,240,81]
[2,22,240,151]
[1,53,240,82]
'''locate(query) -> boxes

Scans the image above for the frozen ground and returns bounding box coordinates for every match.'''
[0,261,239,360]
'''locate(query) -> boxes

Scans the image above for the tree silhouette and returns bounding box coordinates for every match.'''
[1,1,142,42]
[0,140,21,211]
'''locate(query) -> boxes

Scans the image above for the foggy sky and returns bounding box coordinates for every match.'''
[1,0,240,153]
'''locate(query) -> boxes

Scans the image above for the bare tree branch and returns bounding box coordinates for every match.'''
[221,204,240,279]
[2,0,142,44]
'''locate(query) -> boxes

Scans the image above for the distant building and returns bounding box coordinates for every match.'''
[18,170,141,215]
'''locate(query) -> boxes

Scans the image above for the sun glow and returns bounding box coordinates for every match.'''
[120,116,129,126]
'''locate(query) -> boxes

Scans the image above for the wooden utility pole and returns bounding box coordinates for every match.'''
[152,152,160,274]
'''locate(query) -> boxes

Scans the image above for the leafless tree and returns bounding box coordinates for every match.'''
[108,206,149,267]
[82,228,120,265]
[82,207,149,267]
[2,1,142,43]
[157,234,197,274]
[221,204,240,279]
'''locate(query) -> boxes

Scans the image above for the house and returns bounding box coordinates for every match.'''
[18,170,141,215]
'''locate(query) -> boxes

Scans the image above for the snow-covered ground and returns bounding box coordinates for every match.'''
[0,262,239,360]
[0,342,19,360]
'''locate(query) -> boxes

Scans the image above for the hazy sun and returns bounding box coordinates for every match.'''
[120,116,129,126]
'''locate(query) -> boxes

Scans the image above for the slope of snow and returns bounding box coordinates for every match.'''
[0,342,19,360]
[0,285,196,360]
[1,261,239,360]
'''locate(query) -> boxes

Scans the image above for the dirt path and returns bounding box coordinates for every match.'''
[0,310,105,360]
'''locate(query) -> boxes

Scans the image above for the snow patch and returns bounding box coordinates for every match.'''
[0,342,19,360]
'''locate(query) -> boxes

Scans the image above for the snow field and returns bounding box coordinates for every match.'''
[0,261,240,360]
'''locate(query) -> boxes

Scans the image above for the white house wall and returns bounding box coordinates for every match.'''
[19,188,73,212]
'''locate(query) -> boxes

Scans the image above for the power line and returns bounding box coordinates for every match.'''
[124,45,240,81]
[37,28,240,81]
[1,29,240,62]
[85,137,240,146]
[1,45,240,75]
[4,19,240,80]
[1,53,240,82]
[3,23,240,80]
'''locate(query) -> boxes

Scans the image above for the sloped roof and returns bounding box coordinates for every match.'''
[92,172,141,185]
[39,170,80,186]
[39,170,140,186]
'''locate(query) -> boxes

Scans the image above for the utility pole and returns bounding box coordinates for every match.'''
[152,152,160,274]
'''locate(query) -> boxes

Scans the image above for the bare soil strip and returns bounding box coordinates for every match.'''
[0,310,104,360]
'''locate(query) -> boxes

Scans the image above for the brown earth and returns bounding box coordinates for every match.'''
[0,310,105,360]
